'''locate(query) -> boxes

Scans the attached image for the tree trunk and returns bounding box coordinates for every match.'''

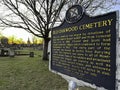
[42,38,50,60]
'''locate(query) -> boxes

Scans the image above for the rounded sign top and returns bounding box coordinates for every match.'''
[65,5,84,23]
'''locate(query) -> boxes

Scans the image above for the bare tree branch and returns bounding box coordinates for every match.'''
[0,0,118,60]
[0,0,117,38]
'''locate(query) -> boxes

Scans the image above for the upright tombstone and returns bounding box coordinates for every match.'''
[9,48,15,57]
[50,5,119,90]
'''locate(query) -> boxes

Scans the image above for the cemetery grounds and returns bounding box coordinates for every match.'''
[0,48,94,90]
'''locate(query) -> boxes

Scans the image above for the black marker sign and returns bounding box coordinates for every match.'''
[51,5,117,90]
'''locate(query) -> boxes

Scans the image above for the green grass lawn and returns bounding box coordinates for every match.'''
[0,49,95,90]
[0,50,67,90]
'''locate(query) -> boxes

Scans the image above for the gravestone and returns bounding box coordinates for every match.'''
[0,48,9,56]
[50,5,119,90]
[29,52,34,57]
[9,48,15,57]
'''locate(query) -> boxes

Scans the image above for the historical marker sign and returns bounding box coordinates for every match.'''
[51,5,118,90]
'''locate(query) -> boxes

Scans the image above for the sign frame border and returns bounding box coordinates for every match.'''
[50,9,119,90]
